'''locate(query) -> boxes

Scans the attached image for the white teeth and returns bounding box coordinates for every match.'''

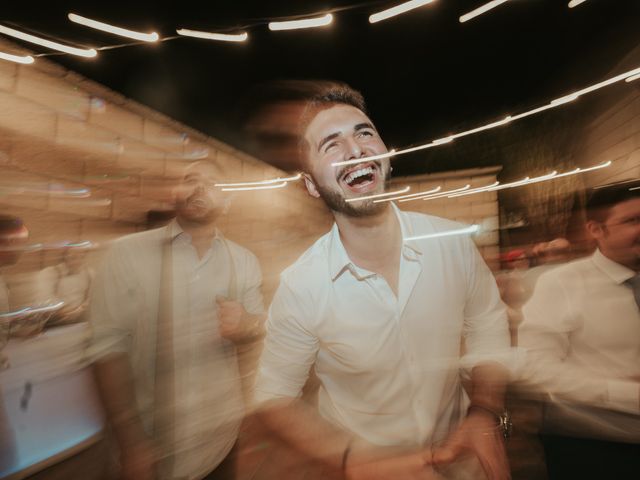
[344,166,374,185]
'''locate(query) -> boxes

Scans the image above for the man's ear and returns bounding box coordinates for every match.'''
[585,220,605,241]
[303,173,321,199]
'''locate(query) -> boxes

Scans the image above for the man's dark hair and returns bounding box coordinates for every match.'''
[299,82,367,133]
[586,180,640,222]
[0,215,23,235]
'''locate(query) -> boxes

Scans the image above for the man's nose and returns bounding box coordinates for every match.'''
[345,137,365,159]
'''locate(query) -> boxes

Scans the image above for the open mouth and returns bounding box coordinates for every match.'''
[339,162,379,192]
[186,195,209,209]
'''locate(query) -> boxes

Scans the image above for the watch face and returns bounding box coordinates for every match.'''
[500,410,513,439]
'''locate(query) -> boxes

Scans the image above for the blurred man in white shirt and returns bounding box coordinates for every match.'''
[89,161,265,480]
[518,180,640,478]
[255,83,512,480]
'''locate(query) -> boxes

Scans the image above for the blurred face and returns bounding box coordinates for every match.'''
[303,104,390,217]
[175,162,227,224]
[588,198,640,270]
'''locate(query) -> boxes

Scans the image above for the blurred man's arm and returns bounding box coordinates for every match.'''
[94,355,156,480]
[87,244,155,480]
[432,363,510,480]
[438,238,512,480]
[217,250,266,343]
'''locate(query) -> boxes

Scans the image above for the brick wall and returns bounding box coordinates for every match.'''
[0,39,332,303]
[574,45,640,186]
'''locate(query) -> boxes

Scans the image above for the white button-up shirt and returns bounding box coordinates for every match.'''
[88,221,264,479]
[255,206,510,447]
[518,249,640,441]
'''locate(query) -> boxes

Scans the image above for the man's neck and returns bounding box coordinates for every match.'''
[334,204,401,269]
[176,217,218,259]
[176,217,217,239]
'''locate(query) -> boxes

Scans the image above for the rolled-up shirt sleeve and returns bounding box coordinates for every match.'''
[460,237,512,374]
[254,277,319,405]
[239,252,265,316]
[86,243,140,362]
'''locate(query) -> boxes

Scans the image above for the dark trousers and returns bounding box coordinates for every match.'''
[540,434,640,480]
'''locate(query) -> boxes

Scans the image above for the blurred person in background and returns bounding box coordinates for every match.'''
[44,245,94,326]
[254,83,512,480]
[0,215,28,313]
[495,249,531,345]
[0,215,29,368]
[517,180,640,479]
[520,237,572,303]
[88,160,266,480]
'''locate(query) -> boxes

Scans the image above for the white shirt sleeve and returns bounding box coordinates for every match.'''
[86,243,142,362]
[460,237,512,374]
[239,252,265,316]
[518,272,640,414]
[254,277,319,405]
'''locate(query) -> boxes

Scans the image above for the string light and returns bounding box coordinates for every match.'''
[221,181,288,192]
[176,28,248,43]
[425,182,500,201]
[0,301,65,319]
[397,184,474,203]
[215,173,301,187]
[345,186,411,203]
[369,0,436,24]
[0,24,97,57]
[0,50,34,64]
[404,224,479,242]
[68,13,159,42]
[0,5,627,190]
[377,162,609,208]
[445,161,610,199]
[375,185,442,203]
[548,160,611,179]
[550,93,579,105]
[459,0,511,23]
[268,14,333,31]
[61,240,93,248]
[432,136,454,145]
[568,0,588,8]
[326,66,639,171]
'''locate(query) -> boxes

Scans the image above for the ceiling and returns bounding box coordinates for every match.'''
[2,0,639,174]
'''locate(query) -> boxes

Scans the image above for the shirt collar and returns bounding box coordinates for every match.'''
[591,248,636,285]
[327,203,422,282]
[168,219,223,245]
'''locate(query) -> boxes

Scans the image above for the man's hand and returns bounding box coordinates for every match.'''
[344,444,437,480]
[216,295,259,342]
[119,439,157,480]
[431,410,510,480]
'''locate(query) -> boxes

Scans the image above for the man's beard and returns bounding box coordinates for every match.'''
[312,164,390,217]
[175,196,222,225]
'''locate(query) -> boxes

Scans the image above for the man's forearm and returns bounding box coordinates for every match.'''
[257,398,353,470]
[93,353,148,448]
[468,363,509,415]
